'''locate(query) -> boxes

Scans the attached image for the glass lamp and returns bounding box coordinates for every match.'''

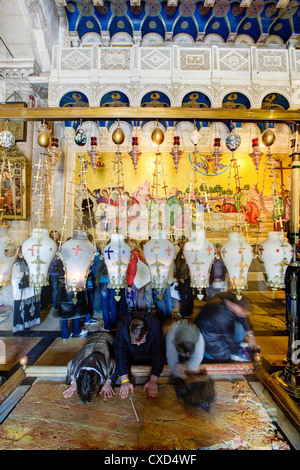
[184,230,215,299]
[103,233,131,300]
[22,227,57,290]
[258,231,292,291]
[143,230,175,293]
[60,229,96,296]
[221,232,253,299]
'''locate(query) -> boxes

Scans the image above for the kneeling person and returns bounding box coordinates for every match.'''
[166,319,205,378]
[63,331,117,403]
[115,313,166,398]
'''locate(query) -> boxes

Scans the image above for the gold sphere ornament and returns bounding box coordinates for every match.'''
[253,352,262,363]
[112,127,125,145]
[151,127,165,146]
[37,131,50,148]
[262,129,276,147]
[20,356,28,367]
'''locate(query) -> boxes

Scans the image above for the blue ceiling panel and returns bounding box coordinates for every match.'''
[63,1,300,45]
[109,15,133,37]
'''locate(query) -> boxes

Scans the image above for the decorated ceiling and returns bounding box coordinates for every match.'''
[63,0,300,46]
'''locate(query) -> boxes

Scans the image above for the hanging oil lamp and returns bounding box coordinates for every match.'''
[22,227,57,292]
[0,130,15,149]
[170,135,183,172]
[143,230,175,294]
[47,137,60,170]
[221,232,253,299]
[128,136,142,172]
[225,131,241,154]
[88,136,100,170]
[151,127,164,147]
[103,233,131,300]
[190,129,200,147]
[74,120,87,146]
[184,230,215,299]
[210,137,225,173]
[249,138,263,171]
[60,228,96,300]
[37,121,51,148]
[258,231,292,292]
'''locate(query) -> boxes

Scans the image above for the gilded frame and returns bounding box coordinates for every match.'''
[0,102,27,142]
[0,149,26,220]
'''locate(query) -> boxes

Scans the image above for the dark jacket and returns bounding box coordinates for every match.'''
[194,297,252,360]
[55,258,87,319]
[114,313,166,378]
[66,332,117,385]
[175,249,190,280]
[209,259,227,283]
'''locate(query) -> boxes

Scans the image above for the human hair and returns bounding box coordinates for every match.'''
[76,369,101,404]
[177,340,195,357]
[49,230,61,244]
[128,239,144,258]
[129,317,149,341]
[215,291,252,312]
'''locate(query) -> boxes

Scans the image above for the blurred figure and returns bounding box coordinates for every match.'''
[55,258,88,341]
[48,230,61,313]
[12,253,41,333]
[194,292,258,362]
[153,286,173,322]
[126,239,152,314]
[175,241,194,317]
[173,377,215,412]
[166,319,205,378]
[84,234,99,326]
[64,331,116,403]
[207,243,227,298]
[94,251,126,332]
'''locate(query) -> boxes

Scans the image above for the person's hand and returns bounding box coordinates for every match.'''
[63,381,76,398]
[247,335,258,349]
[127,287,132,293]
[100,380,115,399]
[119,381,134,399]
[143,375,158,397]
[174,362,188,376]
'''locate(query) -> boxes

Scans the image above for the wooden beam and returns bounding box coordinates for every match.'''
[0,105,299,123]
[0,368,25,407]
[23,362,253,378]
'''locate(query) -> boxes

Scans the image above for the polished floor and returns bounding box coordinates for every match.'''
[0,271,299,450]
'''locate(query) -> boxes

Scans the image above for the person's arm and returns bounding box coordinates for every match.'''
[115,324,134,398]
[185,333,205,372]
[166,324,182,376]
[239,318,258,349]
[149,320,166,379]
[119,374,134,398]
[126,252,138,287]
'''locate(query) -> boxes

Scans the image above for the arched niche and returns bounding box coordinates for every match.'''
[59,91,89,129]
[81,32,102,45]
[141,91,171,108]
[182,91,211,109]
[261,92,290,111]
[100,91,130,107]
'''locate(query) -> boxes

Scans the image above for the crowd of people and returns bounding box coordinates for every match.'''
[11,231,259,405]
